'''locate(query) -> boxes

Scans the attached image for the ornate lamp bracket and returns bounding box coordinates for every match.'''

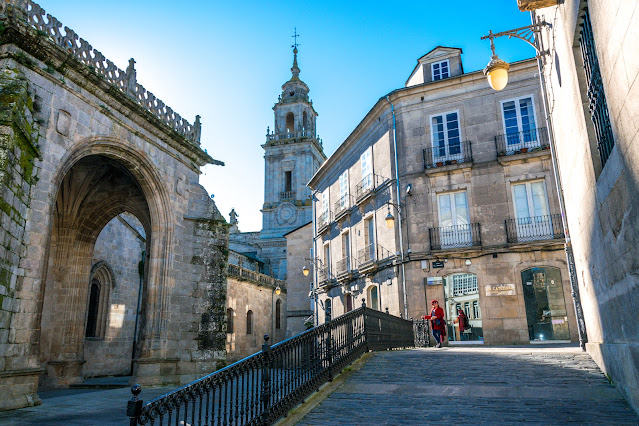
[481,17,550,59]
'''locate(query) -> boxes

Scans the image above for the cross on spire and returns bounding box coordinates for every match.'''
[291,27,300,51]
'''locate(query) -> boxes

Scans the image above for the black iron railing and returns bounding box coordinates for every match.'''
[336,256,351,275]
[429,223,481,250]
[334,195,352,218]
[505,214,564,243]
[356,244,394,267]
[355,174,386,201]
[494,127,549,157]
[127,305,414,425]
[423,140,473,169]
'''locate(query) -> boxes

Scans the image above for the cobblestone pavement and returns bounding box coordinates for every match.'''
[297,345,639,425]
[0,385,174,425]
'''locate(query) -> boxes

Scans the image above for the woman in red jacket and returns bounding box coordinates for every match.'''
[427,299,446,348]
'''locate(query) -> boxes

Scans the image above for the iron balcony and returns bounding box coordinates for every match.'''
[423,140,473,169]
[494,127,550,157]
[429,223,482,251]
[505,214,565,243]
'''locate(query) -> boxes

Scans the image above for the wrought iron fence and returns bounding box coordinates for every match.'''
[413,319,430,348]
[429,223,482,250]
[355,174,386,201]
[494,127,549,157]
[423,140,473,169]
[127,305,414,425]
[335,256,351,275]
[505,214,564,243]
[356,244,394,267]
[334,195,352,218]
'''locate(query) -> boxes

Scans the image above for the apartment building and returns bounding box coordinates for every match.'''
[308,47,580,345]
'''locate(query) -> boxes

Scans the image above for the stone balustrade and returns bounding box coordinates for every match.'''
[1,0,201,145]
[227,263,285,290]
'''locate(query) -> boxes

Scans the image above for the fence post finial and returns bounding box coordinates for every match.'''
[127,384,143,426]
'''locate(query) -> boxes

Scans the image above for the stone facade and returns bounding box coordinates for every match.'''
[0,0,228,410]
[308,47,579,346]
[284,222,313,337]
[225,271,286,362]
[529,0,639,412]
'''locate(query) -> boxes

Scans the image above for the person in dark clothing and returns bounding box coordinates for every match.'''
[456,308,469,341]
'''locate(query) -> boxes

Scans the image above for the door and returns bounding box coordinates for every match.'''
[438,191,471,248]
[521,267,570,341]
[443,273,483,342]
[512,181,552,241]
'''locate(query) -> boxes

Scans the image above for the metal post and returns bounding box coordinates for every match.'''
[127,385,143,426]
[259,335,272,425]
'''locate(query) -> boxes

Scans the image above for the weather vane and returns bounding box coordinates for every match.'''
[292,27,300,50]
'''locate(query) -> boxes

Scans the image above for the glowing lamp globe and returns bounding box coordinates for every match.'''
[483,55,510,91]
[302,266,310,276]
[385,212,395,229]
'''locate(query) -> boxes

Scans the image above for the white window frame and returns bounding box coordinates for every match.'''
[360,147,373,191]
[431,59,450,81]
[500,95,539,149]
[321,191,329,226]
[437,190,471,248]
[511,180,553,240]
[430,110,462,163]
[339,170,349,209]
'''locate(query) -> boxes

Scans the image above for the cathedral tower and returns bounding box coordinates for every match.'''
[260,45,326,278]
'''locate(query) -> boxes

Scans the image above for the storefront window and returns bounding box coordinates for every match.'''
[444,273,483,343]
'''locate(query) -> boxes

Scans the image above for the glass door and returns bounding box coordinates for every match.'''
[438,191,471,248]
[443,273,483,342]
[521,267,570,341]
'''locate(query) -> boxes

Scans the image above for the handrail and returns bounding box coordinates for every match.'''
[505,213,564,243]
[127,305,414,425]
[494,127,549,157]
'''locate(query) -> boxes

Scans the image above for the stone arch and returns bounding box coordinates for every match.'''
[365,285,379,311]
[39,137,174,386]
[286,112,294,133]
[85,261,115,339]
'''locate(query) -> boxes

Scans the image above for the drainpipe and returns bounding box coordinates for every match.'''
[386,95,408,319]
[531,12,587,350]
[311,190,319,327]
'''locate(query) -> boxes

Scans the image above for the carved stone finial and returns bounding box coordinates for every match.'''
[125,58,137,96]
[194,115,201,144]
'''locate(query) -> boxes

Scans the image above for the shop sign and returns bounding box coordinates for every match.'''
[485,283,516,296]
[426,277,443,286]
[432,261,445,269]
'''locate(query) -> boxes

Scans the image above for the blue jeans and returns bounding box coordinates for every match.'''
[432,329,442,344]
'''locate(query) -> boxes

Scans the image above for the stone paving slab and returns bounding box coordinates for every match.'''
[297,345,639,425]
[0,385,174,425]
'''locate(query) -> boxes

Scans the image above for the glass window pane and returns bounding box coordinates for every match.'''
[438,194,453,226]
[454,192,469,225]
[530,181,549,218]
[513,184,530,219]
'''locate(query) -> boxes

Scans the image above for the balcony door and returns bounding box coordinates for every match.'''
[512,181,552,240]
[438,191,470,248]
[431,112,461,163]
[501,96,538,149]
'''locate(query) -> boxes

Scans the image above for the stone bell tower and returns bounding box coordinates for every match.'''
[260,44,326,279]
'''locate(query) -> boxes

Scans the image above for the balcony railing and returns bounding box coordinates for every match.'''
[318,211,331,231]
[505,214,564,243]
[423,140,473,169]
[429,223,482,250]
[127,305,414,425]
[356,244,394,267]
[266,129,312,142]
[280,191,295,201]
[334,195,352,218]
[227,263,285,289]
[336,256,352,275]
[355,174,385,201]
[495,127,550,157]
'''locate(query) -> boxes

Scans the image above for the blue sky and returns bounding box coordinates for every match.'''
[40,0,536,231]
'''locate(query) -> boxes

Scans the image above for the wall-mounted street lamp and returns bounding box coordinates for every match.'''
[385,201,401,229]
[481,16,588,350]
[271,284,282,341]
[302,265,310,276]
[481,19,549,91]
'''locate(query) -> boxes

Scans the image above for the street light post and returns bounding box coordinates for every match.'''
[271,284,281,342]
[481,16,588,350]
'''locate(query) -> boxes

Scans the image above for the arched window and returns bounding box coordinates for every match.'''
[303,111,308,131]
[275,299,281,329]
[226,308,234,334]
[367,286,379,311]
[286,113,294,133]
[246,310,253,335]
[85,261,115,339]
[85,279,100,338]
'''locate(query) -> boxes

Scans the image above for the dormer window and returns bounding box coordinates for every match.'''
[431,60,450,81]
